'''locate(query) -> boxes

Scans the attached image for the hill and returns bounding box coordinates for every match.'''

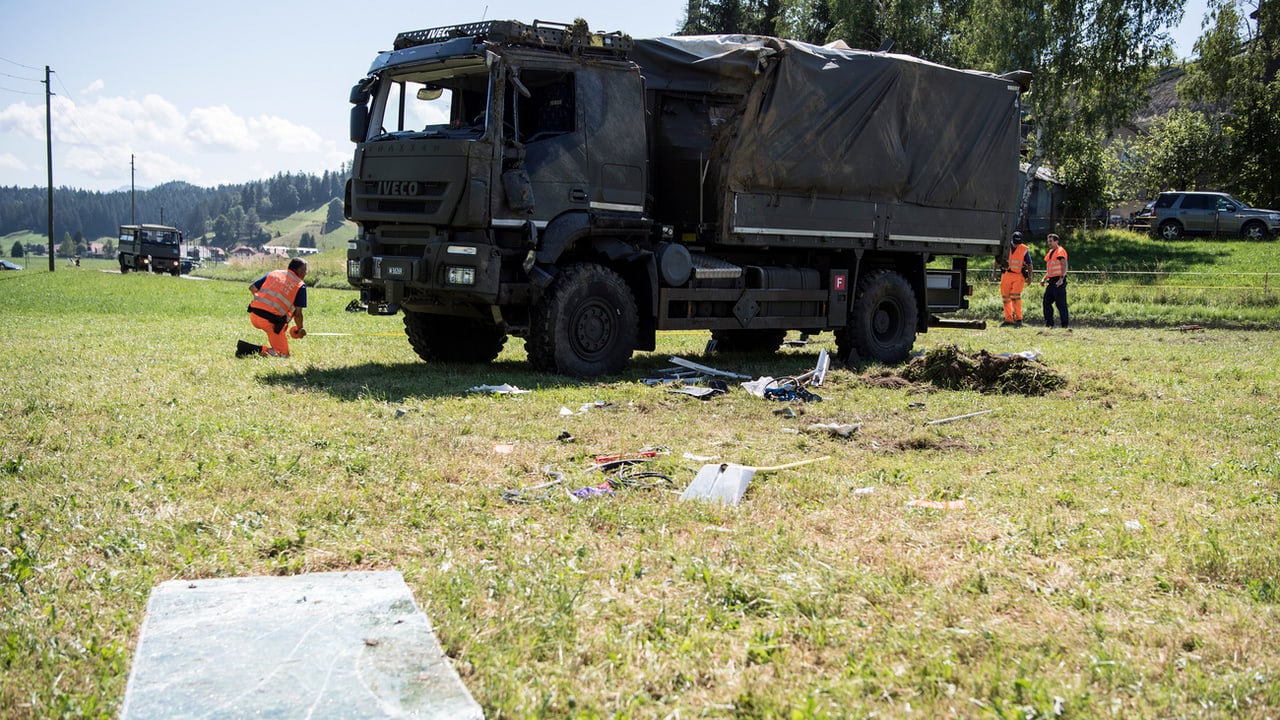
[0,169,349,250]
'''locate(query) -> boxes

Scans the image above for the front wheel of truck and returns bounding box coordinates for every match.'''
[837,269,918,365]
[526,263,638,377]
[404,311,507,363]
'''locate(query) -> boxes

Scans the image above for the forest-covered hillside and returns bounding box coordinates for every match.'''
[0,168,348,247]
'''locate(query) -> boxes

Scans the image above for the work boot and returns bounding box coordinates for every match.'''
[236,340,261,358]
[1013,320,1023,327]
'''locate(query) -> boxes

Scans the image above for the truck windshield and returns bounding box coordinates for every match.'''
[140,230,180,245]
[366,60,491,141]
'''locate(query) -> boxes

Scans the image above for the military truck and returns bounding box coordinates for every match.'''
[118,223,187,276]
[344,20,1029,377]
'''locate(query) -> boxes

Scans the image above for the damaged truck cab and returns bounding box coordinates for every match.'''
[346,20,1028,377]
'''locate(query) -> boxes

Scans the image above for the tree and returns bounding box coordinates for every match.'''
[10,240,23,258]
[1181,0,1280,206]
[1056,131,1113,222]
[59,232,75,259]
[300,231,315,249]
[324,199,345,234]
[1135,108,1228,192]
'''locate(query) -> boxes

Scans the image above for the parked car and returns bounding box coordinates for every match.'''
[0,259,23,270]
[1129,200,1156,234]
[1148,191,1280,240]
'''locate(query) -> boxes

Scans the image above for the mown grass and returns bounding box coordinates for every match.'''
[1,240,1279,719]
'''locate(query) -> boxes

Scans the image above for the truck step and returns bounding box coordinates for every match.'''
[690,254,743,280]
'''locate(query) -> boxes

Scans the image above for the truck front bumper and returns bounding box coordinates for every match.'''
[347,236,505,311]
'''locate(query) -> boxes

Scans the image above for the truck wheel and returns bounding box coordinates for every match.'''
[120,262,130,274]
[527,263,638,377]
[1158,220,1184,240]
[404,311,507,363]
[837,269,918,364]
[710,329,786,353]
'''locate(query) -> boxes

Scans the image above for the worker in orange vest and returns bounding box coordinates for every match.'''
[1000,231,1032,327]
[1040,232,1069,329]
[236,258,308,357]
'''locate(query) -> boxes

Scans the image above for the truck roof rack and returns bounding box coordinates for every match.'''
[393,19,632,57]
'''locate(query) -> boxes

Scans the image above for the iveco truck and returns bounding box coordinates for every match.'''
[345,20,1029,377]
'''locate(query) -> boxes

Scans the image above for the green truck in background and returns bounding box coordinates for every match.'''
[118,223,187,276]
[344,20,1030,377]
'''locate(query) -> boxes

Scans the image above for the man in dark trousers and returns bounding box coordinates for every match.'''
[1040,233,1069,329]
[237,258,308,357]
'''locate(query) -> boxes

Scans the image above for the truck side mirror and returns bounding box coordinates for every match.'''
[350,104,369,143]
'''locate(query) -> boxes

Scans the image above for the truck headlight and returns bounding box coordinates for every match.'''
[447,267,475,285]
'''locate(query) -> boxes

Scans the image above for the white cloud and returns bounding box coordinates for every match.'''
[248,115,324,154]
[55,94,188,148]
[188,105,256,151]
[0,102,46,140]
[82,79,105,94]
[0,153,26,172]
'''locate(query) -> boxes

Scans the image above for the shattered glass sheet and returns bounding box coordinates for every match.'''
[121,571,483,719]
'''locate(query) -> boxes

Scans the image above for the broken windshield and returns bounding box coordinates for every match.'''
[366,59,492,141]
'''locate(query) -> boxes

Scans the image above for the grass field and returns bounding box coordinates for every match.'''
[2,235,1279,718]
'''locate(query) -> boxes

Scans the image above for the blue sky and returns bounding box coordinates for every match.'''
[0,0,1211,193]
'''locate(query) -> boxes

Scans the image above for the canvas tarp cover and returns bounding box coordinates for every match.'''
[630,35,1022,214]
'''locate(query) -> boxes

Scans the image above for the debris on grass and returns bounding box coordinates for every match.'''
[896,344,1068,396]
[468,383,531,395]
[805,422,862,438]
[925,408,996,426]
[907,498,967,510]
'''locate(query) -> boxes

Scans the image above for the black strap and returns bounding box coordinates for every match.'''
[249,306,287,333]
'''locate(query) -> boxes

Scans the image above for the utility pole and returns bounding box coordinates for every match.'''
[131,154,135,226]
[45,66,54,272]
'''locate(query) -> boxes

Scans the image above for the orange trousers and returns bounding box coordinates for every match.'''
[250,313,292,356]
[1000,272,1026,322]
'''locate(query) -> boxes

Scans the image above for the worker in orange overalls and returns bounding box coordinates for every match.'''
[1000,231,1032,327]
[236,258,308,357]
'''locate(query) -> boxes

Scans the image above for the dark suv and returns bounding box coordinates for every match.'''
[1149,191,1280,240]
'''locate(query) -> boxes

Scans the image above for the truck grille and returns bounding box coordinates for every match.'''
[357,180,449,215]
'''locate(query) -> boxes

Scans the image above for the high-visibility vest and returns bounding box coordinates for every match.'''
[1007,244,1029,275]
[250,269,304,318]
[1044,246,1068,278]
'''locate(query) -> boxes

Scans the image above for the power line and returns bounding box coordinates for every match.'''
[0,85,42,96]
[0,55,40,71]
[1,70,39,82]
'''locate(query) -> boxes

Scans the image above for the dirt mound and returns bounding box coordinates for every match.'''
[898,344,1067,396]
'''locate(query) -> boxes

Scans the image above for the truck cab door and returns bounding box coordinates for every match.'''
[502,69,589,222]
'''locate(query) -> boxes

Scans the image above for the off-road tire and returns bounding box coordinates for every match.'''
[836,268,918,365]
[404,311,507,363]
[1159,220,1184,240]
[526,263,638,377]
[710,329,786,353]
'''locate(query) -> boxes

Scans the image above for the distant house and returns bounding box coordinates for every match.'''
[263,244,320,256]
[230,246,259,259]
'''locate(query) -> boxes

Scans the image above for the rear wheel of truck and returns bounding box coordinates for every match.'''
[710,329,786,353]
[837,269,918,364]
[404,311,507,363]
[526,263,638,377]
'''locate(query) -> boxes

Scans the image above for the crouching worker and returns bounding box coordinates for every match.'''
[236,258,308,357]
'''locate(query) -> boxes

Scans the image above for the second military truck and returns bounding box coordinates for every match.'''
[118,223,187,276]
[345,20,1028,377]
